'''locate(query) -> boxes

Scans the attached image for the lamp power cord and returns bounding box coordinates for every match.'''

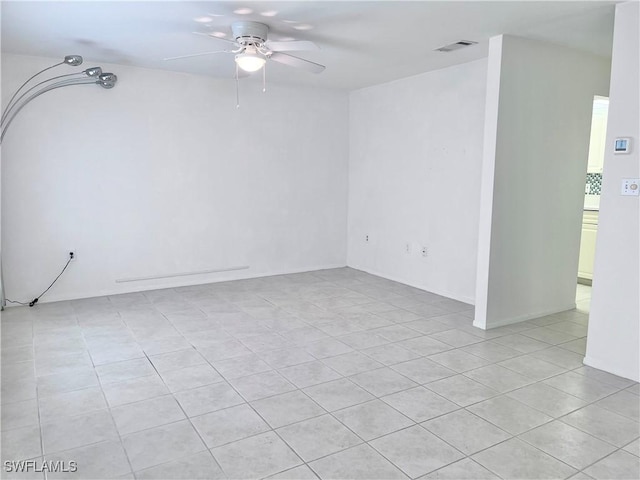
[6,252,74,307]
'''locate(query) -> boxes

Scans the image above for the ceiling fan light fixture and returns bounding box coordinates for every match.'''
[235,49,266,72]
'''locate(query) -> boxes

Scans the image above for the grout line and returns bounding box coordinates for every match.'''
[31,314,47,480]
[82,304,136,478]
[132,348,230,478]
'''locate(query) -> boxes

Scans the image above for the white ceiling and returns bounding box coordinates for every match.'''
[1,1,617,90]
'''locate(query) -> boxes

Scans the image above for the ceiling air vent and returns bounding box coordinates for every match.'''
[435,40,478,53]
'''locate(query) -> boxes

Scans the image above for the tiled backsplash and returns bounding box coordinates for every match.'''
[586,173,602,195]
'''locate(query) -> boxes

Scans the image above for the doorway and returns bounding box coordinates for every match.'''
[576,95,609,313]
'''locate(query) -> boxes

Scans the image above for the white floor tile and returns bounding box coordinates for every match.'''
[0,272,629,480]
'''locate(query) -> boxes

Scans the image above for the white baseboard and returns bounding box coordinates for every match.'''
[346,265,475,305]
[12,263,348,306]
[473,303,577,329]
[583,355,640,383]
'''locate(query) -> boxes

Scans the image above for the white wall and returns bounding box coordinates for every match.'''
[347,59,487,303]
[585,1,639,382]
[1,54,349,303]
[474,35,610,329]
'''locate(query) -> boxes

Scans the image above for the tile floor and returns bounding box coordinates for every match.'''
[575,283,592,314]
[1,268,638,479]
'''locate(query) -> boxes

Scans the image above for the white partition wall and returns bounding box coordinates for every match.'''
[474,35,610,329]
[585,1,640,382]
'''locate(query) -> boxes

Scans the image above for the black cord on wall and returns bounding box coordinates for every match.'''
[6,252,74,307]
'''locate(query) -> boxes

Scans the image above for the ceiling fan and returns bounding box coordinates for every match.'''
[164,21,325,75]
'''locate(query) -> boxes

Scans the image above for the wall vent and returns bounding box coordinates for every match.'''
[435,40,478,53]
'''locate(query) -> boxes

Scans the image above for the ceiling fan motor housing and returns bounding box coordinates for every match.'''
[232,21,269,46]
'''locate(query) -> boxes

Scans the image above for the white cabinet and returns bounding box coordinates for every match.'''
[578,210,599,282]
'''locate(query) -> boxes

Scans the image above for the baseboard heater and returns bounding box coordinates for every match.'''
[115,265,250,283]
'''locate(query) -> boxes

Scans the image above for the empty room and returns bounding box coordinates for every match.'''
[1,1,638,479]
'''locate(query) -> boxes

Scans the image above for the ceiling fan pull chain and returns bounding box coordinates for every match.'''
[235,63,240,109]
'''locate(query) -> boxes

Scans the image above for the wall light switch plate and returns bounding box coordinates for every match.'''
[621,178,640,196]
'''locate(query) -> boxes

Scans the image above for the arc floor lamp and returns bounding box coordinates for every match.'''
[0,55,118,309]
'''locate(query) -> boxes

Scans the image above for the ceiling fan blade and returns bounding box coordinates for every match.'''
[163,50,230,61]
[265,40,320,52]
[268,52,325,74]
[192,31,237,44]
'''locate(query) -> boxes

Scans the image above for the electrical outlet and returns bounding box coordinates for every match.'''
[421,246,428,257]
[365,234,370,243]
[69,251,76,260]
[405,243,411,254]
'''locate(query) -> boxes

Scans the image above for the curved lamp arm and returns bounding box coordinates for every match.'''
[0,68,117,143]
[1,67,104,125]
[1,55,83,120]
[1,79,99,143]
[1,68,105,129]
